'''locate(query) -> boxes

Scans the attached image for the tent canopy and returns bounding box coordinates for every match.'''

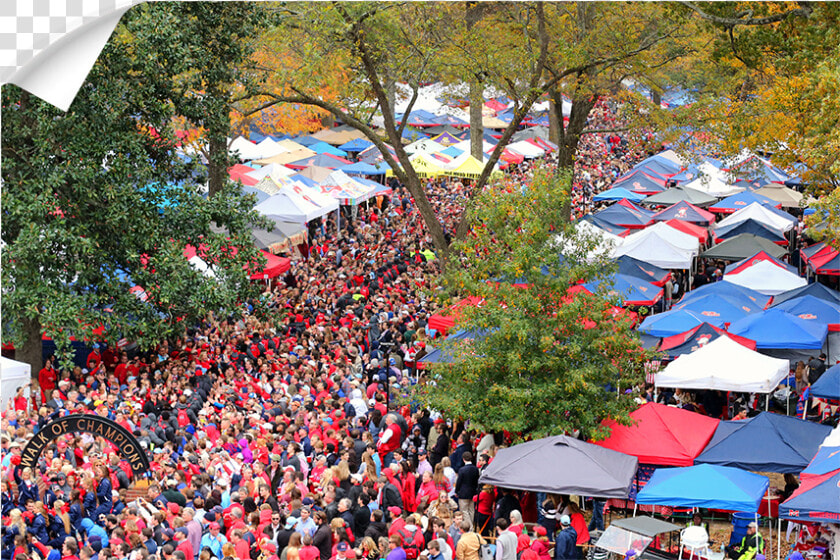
[672,292,761,325]
[772,282,840,307]
[811,364,840,400]
[723,260,807,296]
[677,280,772,310]
[652,201,715,225]
[583,273,663,307]
[773,295,840,332]
[595,402,720,466]
[591,202,654,228]
[478,435,639,498]
[659,322,757,359]
[714,219,787,245]
[655,335,789,393]
[612,172,667,195]
[642,186,717,207]
[593,187,646,203]
[710,191,782,213]
[717,202,797,233]
[701,234,787,261]
[728,308,827,349]
[614,231,695,269]
[635,464,769,513]
[616,256,670,286]
[696,412,833,473]
[726,251,797,275]
[779,469,840,524]
[638,309,712,337]
[0,356,31,411]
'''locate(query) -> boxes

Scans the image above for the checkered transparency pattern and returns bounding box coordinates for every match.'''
[0,0,136,83]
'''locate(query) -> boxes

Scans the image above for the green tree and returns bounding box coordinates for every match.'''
[1,10,267,373]
[412,167,651,440]
[121,2,269,197]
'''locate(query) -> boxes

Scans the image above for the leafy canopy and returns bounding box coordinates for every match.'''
[412,168,652,440]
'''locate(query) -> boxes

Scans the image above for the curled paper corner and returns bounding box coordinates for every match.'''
[4,1,143,112]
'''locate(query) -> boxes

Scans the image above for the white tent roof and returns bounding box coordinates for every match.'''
[252,138,289,160]
[554,221,622,263]
[245,163,296,182]
[0,356,31,411]
[452,139,497,155]
[228,136,262,161]
[656,149,686,167]
[717,202,796,233]
[823,425,840,447]
[405,137,446,155]
[507,140,546,159]
[614,231,695,269]
[723,260,807,296]
[684,168,743,198]
[625,222,700,254]
[655,335,790,393]
[254,181,339,224]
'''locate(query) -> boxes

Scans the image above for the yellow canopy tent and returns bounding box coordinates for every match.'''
[313,128,366,146]
[448,154,503,180]
[482,116,509,129]
[386,153,449,179]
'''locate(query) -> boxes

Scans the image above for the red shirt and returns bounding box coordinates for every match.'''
[300,545,320,560]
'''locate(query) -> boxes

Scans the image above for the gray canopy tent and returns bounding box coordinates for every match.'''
[478,435,639,498]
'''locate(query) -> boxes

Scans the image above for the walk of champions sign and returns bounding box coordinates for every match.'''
[18,414,150,476]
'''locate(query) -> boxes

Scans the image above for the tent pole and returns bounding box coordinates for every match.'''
[633,503,637,518]
[766,394,769,412]
[777,518,781,560]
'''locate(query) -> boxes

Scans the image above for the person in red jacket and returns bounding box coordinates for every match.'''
[38,356,57,404]
[377,414,402,466]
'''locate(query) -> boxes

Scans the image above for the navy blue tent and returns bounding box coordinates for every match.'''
[338,138,374,152]
[695,412,833,473]
[802,445,840,476]
[810,364,840,400]
[616,256,670,286]
[672,293,761,326]
[652,200,715,225]
[591,202,654,228]
[294,135,322,146]
[709,191,781,213]
[714,219,787,245]
[728,309,827,350]
[612,171,668,195]
[638,309,712,337]
[778,469,840,524]
[583,273,663,306]
[581,215,629,236]
[632,154,682,177]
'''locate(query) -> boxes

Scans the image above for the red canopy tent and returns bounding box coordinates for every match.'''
[663,219,709,244]
[427,296,485,335]
[594,402,720,466]
[183,245,289,281]
[228,164,258,186]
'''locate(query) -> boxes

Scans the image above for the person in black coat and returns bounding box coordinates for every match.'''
[365,509,388,542]
[429,423,449,467]
[312,512,333,560]
[455,452,480,526]
[354,493,372,538]
[376,476,403,515]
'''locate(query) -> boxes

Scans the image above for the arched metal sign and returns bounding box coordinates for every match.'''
[18,414,150,476]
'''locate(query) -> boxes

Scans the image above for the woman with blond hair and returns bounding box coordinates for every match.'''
[356,536,381,560]
[285,532,303,560]
[426,491,458,529]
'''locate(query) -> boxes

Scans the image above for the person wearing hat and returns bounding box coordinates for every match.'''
[200,522,227,559]
[554,515,577,560]
[530,526,551,560]
[726,522,764,560]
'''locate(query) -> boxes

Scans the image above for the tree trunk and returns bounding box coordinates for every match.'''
[20,315,43,379]
[652,90,661,107]
[550,88,598,222]
[207,134,227,198]
[469,79,484,160]
[548,87,560,145]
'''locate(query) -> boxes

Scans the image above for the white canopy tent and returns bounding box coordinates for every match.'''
[507,140,546,159]
[624,222,700,254]
[723,260,807,296]
[655,336,790,393]
[245,163,296,183]
[614,231,696,269]
[0,356,31,411]
[404,137,446,155]
[554,220,622,263]
[252,138,289,160]
[228,136,262,161]
[254,182,339,224]
[684,169,743,198]
[717,202,797,233]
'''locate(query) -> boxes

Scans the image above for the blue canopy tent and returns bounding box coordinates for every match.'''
[659,322,756,360]
[773,295,840,330]
[772,282,840,307]
[638,309,713,337]
[591,202,654,228]
[592,188,646,203]
[651,200,715,225]
[339,162,390,176]
[714,219,787,245]
[672,293,761,326]
[616,256,670,286]
[395,109,441,127]
[433,113,468,127]
[294,135,321,146]
[611,171,668,195]
[635,464,769,512]
[308,141,348,157]
[779,469,840,525]
[287,153,350,169]
[670,165,702,183]
[419,328,490,364]
[677,281,772,310]
[709,191,781,213]
[583,273,664,307]
[810,364,840,400]
[288,174,319,188]
[338,138,374,152]
[728,308,828,350]
[581,215,630,236]
[803,445,840,476]
[632,155,682,177]
[695,412,833,473]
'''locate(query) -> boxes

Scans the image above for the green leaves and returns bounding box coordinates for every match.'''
[411,167,652,441]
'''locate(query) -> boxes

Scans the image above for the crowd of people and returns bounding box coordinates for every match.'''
[1,103,649,560]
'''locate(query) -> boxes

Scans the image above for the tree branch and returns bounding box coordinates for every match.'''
[680,1,813,27]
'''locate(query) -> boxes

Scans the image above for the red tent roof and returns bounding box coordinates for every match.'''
[249,250,290,280]
[663,219,709,243]
[595,402,720,466]
[427,296,485,335]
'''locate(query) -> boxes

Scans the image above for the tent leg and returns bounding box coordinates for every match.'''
[633,503,637,518]
[766,394,769,412]
[777,518,781,560]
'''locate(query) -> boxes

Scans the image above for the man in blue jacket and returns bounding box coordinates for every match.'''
[555,515,578,560]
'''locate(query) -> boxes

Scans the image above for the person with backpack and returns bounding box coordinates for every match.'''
[386,534,407,560]
[394,515,424,560]
[454,520,483,560]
